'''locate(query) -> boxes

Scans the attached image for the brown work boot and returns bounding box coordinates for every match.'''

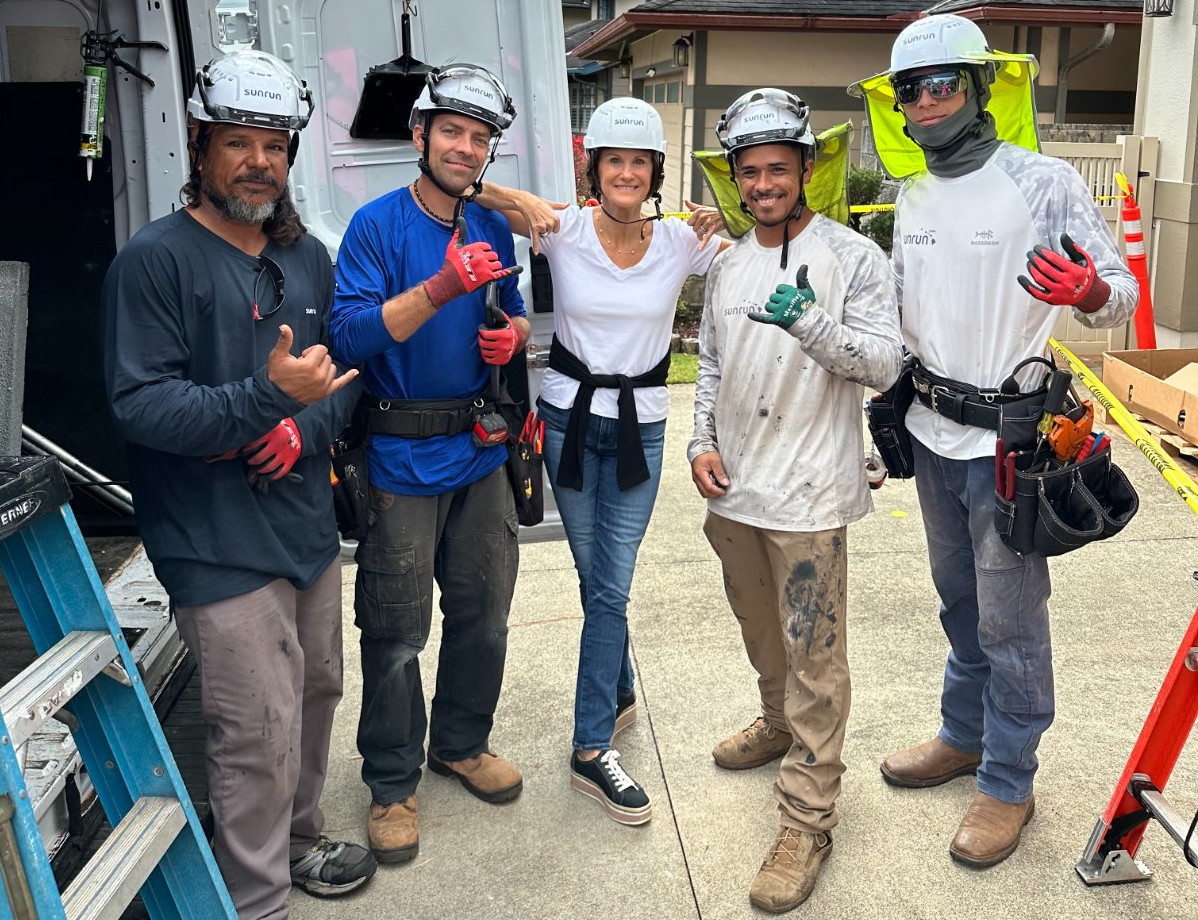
[712,717,792,770]
[428,750,523,804]
[880,737,982,788]
[748,826,833,913]
[950,792,1035,868]
[367,795,418,864]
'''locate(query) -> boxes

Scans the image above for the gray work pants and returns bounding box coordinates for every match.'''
[175,560,343,920]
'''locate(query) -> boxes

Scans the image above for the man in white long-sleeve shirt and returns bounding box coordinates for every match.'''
[688,88,902,914]
[862,15,1138,870]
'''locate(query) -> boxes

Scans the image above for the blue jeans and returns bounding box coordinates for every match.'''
[912,438,1054,804]
[538,398,665,752]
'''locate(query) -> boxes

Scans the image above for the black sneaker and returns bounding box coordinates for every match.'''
[570,749,652,826]
[613,688,638,740]
[290,835,378,897]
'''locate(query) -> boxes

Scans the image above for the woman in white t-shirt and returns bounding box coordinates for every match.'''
[484,98,726,825]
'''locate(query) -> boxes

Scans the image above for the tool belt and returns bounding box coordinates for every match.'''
[360,394,495,439]
[988,357,1139,557]
[911,363,1047,431]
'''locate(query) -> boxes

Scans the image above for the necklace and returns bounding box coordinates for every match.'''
[411,181,454,225]
[595,211,650,254]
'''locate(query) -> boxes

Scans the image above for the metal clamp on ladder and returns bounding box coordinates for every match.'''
[1076,605,1198,885]
[0,456,235,920]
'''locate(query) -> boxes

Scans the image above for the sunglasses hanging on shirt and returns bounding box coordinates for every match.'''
[253,255,286,321]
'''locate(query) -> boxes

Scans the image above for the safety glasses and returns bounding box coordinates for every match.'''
[252,255,285,321]
[721,88,809,128]
[427,64,516,131]
[194,66,314,131]
[891,70,967,106]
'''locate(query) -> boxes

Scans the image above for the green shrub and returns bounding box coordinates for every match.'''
[848,166,884,212]
[861,210,894,254]
[847,165,893,254]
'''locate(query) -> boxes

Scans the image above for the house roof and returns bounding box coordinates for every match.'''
[574,0,1142,60]
[565,18,614,74]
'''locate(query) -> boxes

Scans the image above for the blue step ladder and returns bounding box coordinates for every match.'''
[0,456,236,920]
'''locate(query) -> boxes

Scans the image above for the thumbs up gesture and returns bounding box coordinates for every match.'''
[266,324,358,405]
[748,265,817,331]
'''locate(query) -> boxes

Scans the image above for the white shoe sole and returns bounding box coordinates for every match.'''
[570,772,652,826]
[612,700,638,741]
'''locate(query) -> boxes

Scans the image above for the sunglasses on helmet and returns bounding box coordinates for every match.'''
[891,70,967,106]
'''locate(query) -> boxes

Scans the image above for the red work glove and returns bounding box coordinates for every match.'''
[243,418,302,482]
[478,312,522,365]
[1017,232,1112,314]
[423,229,522,308]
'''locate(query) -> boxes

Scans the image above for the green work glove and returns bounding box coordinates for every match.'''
[747,265,816,330]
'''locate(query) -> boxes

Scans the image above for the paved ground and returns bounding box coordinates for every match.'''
[292,384,1198,920]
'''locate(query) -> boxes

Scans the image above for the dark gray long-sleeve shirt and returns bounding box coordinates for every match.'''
[104,209,360,605]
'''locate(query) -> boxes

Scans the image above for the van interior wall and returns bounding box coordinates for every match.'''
[0,82,131,533]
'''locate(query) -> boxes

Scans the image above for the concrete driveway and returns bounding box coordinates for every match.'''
[295,384,1198,920]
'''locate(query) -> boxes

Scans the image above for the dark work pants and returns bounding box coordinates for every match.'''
[354,465,519,805]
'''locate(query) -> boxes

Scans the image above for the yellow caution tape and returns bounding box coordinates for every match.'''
[1047,337,1198,515]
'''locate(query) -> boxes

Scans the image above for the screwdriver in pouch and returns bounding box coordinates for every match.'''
[1035,368,1073,462]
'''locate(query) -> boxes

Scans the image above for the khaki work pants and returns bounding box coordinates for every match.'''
[704,512,850,833]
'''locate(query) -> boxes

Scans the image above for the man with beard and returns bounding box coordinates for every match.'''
[858,15,1136,868]
[103,50,374,919]
[329,64,527,863]
[688,88,902,913]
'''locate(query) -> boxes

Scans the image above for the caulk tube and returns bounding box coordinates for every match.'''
[80,57,107,180]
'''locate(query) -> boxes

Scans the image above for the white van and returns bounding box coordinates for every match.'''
[0,0,573,865]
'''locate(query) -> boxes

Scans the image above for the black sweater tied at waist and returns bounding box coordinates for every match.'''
[548,334,670,492]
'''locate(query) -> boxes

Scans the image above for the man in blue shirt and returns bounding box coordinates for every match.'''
[330,63,528,864]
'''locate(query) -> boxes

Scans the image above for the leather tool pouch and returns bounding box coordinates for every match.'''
[992,359,1139,557]
[330,415,371,542]
[865,357,917,479]
[496,385,543,527]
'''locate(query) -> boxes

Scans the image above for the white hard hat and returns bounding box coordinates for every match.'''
[717,88,816,156]
[188,50,313,131]
[408,63,516,134]
[583,98,666,154]
[889,14,994,76]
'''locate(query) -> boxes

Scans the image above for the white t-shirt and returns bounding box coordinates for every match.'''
[537,206,719,421]
[689,214,903,532]
[894,143,1139,460]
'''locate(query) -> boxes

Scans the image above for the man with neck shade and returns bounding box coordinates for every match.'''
[863,15,1136,868]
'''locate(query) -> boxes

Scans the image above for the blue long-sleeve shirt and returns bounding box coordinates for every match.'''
[330,189,524,495]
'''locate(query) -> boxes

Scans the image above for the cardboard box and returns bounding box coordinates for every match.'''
[1102,348,1198,447]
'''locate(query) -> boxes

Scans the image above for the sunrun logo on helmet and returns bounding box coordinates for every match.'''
[463,83,497,104]
[245,88,284,101]
[902,31,937,47]
[741,111,780,126]
[613,117,647,127]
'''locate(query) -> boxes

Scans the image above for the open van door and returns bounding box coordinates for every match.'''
[186,0,573,539]
[0,0,573,868]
